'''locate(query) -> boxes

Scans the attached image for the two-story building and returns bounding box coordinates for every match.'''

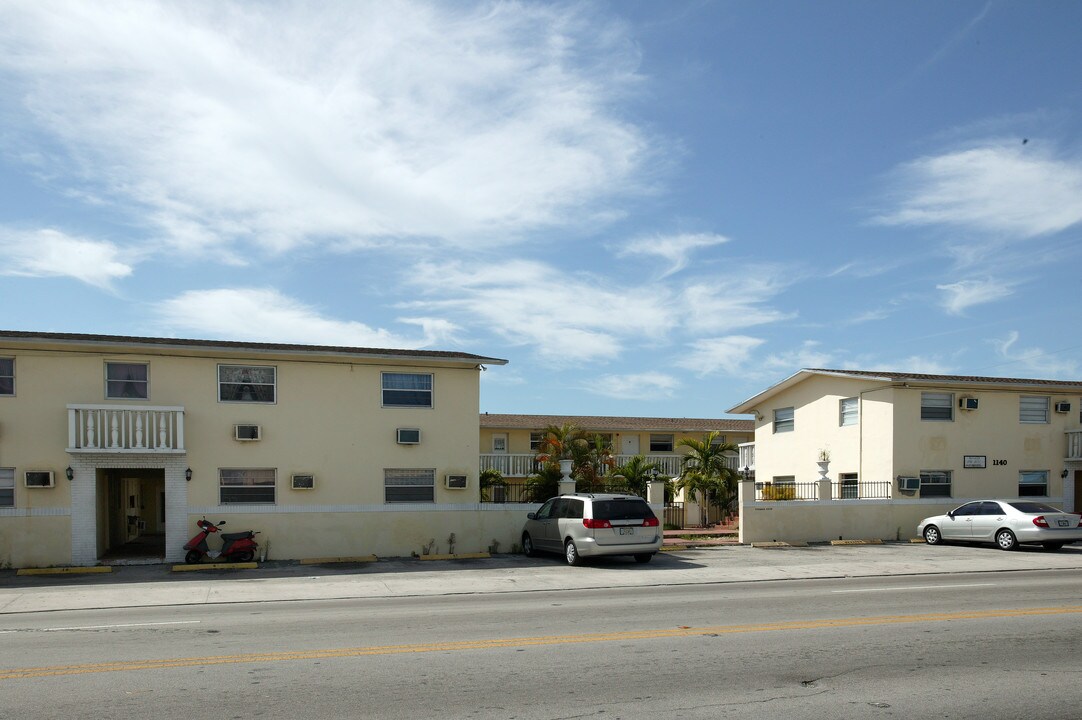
[728,369,1082,544]
[0,330,510,567]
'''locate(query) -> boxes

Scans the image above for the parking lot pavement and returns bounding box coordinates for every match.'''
[1,542,1081,615]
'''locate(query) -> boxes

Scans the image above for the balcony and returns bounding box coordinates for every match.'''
[67,405,185,453]
[1068,430,1082,460]
[479,453,739,479]
[738,442,755,475]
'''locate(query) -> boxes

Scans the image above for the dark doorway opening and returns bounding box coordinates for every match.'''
[99,468,166,564]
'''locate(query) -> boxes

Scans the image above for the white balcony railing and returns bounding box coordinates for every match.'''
[1068,431,1082,460]
[738,442,755,474]
[68,405,185,453]
[479,452,739,478]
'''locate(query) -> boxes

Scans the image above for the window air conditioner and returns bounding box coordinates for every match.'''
[959,397,978,411]
[396,428,421,445]
[25,471,55,488]
[291,474,315,490]
[1054,401,1071,413]
[234,424,261,441]
[897,476,920,492]
[445,474,468,489]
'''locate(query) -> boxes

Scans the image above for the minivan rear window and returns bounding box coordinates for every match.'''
[592,499,655,521]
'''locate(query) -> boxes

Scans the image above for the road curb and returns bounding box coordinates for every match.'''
[418,552,491,561]
[299,555,378,565]
[16,566,113,576]
[171,562,259,572]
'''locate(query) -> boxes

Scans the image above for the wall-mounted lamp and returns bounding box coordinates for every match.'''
[65,466,74,481]
[1062,469,1070,479]
[742,465,751,481]
[185,467,193,482]
[648,467,660,482]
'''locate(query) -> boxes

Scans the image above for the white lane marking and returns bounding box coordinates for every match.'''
[832,583,994,594]
[0,620,201,634]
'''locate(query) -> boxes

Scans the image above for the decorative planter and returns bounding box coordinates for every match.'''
[559,458,573,480]
[816,460,830,479]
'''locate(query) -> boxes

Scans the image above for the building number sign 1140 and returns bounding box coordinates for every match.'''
[992,459,1008,466]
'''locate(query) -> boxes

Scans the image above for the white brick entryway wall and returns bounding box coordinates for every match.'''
[68,454,189,566]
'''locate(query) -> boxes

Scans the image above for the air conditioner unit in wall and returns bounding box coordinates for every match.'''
[396,428,421,445]
[1054,401,1071,413]
[445,474,468,489]
[234,424,261,441]
[25,471,55,488]
[959,397,978,411]
[897,476,920,492]
[291,474,315,490]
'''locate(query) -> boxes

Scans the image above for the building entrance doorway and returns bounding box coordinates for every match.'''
[98,468,166,563]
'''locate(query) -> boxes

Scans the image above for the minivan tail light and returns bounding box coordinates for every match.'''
[642,517,660,527]
[583,518,612,529]
[1032,516,1049,528]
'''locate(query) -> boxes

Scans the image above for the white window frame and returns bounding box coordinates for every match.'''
[218,365,277,404]
[0,357,13,396]
[1018,470,1049,497]
[773,407,794,433]
[0,468,13,507]
[920,392,953,422]
[529,432,544,452]
[919,470,952,498]
[219,468,276,504]
[381,372,433,408]
[492,433,508,453]
[105,362,149,400]
[649,434,674,452]
[839,397,858,427]
[384,468,436,503]
[1019,396,1050,424]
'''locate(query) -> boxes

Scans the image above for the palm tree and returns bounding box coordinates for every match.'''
[534,423,588,466]
[612,454,660,498]
[577,434,616,491]
[676,431,740,527]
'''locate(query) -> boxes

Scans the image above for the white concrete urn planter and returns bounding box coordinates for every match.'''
[559,458,573,480]
[816,460,830,479]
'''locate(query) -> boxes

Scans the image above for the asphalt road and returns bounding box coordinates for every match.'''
[3,566,1080,719]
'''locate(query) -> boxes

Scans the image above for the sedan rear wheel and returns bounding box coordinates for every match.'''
[923,525,942,545]
[565,539,583,566]
[995,528,1018,551]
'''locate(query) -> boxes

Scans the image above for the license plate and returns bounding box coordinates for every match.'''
[619,527,635,535]
[1058,520,1070,527]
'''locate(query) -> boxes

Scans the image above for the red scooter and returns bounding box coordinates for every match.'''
[183,517,259,563]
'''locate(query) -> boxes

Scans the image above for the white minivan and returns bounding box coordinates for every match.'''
[522,493,663,565]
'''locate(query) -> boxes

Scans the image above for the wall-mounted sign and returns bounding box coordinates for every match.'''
[963,455,987,469]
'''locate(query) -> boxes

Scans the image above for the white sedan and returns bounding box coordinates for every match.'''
[918,500,1082,551]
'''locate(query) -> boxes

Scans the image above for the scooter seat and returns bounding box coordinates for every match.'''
[221,531,253,541]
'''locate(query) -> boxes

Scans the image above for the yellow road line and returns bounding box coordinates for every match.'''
[4,605,1081,680]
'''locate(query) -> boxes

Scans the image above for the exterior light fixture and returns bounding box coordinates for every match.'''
[1063,469,1070,479]
[185,467,193,482]
[648,467,660,482]
[65,466,74,481]
[742,465,750,481]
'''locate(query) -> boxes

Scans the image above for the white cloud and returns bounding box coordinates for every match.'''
[936,278,1014,315]
[0,1,655,256]
[617,232,729,277]
[588,372,680,400]
[875,142,1082,239]
[154,288,449,348]
[679,271,794,333]
[761,341,835,374]
[675,336,765,377]
[0,227,133,289]
[990,331,1079,378]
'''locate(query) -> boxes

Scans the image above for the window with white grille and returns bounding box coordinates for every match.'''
[1019,396,1050,424]
[106,362,148,399]
[773,407,794,433]
[219,468,276,504]
[0,358,13,396]
[219,365,276,403]
[839,397,858,426]
[0,468,13,507]
[919,470,952,497]
[1018,470,1048,496]
[385,468,435,503]
[920,392,953,421]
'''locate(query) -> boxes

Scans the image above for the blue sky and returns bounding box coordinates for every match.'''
[1,1,1081,417]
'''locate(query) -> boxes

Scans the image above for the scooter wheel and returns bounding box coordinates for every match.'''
[184,550,201,564]
[232,550,255,563]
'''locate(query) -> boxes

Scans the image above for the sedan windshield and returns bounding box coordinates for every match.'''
[1006,501,1062,514]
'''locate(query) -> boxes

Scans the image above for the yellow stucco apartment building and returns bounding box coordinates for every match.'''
[729,369,1082,544]
[0,331,514,568]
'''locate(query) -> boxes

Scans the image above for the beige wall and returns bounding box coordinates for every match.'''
[740,497,964,544]
[0,341,486,567]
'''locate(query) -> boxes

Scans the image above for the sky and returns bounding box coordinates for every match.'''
[1,1,1081,418]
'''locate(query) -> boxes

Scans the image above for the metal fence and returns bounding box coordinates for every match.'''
[480,482,649,503]
[830,481,892,500]
[754,482,819,501]
[664,502,686,528]
[753,481,894,502]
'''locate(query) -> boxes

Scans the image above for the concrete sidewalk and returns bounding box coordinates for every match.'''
[2,542,1081,616]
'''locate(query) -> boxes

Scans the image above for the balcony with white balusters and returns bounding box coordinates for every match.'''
[67,405,185,453]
